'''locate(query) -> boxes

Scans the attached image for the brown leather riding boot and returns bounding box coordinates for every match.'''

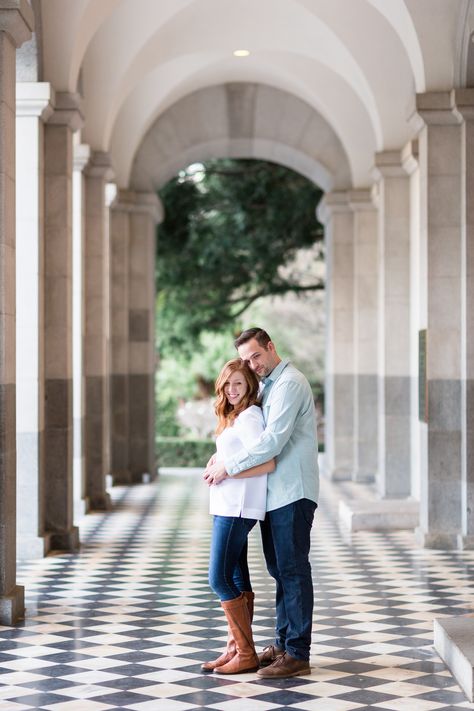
[244,590,255,621]
[214,593,259,674]
[201,591,254,673]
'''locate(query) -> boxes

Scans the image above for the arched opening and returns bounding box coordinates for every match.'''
[153,157,325,466]
[122,81,352,477]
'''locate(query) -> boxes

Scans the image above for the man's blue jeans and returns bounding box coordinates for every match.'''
[260,498,317,661]
[209,515,257,601]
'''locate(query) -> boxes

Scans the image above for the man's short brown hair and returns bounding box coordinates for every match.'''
[234,327,272,349]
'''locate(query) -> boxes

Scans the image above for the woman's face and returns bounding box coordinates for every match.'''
[224,370,248,407]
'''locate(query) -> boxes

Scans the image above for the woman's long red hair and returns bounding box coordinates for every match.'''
[214,359,260,435]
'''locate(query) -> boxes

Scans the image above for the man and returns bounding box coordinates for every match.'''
[204,327,319,678]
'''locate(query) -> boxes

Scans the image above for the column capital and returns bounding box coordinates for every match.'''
[348,188,376,212]
[16,82,54,121]
[134,191,164,223]
[0,0,33,47]
[105,183,117,208]
[112,189,164,224]
[414,90,462,126]
[316,190,351,224]
[373,140,419,180]
[453,88,474,121]
[48,92,84,132]
[112,189,136,213]
[402,139,419,174]
[85,151,114,182]
[73,143,91,172]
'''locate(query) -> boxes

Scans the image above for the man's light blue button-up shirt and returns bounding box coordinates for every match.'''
[225,360,319,512]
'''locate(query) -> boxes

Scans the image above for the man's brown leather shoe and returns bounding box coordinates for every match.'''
[257,644,284,667]
[257,652,310,678]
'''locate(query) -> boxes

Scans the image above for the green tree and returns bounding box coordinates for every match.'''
[155,330,235,436]
[157,158,324,356]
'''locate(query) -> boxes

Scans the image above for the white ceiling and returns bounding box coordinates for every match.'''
[38,0,467,189]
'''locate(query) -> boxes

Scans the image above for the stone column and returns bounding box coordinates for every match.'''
[456,89,474,549]
[415,92,463,548]
[373,144,417,499]
[43,93,83,551]
[350,189,378,483]
[83,152,113,509]
[128,192,162,482]
[110,192,132,484]
[72,142,89,518]
[0,0,33,623]
[317,192,355,480]
[15,82,53,559]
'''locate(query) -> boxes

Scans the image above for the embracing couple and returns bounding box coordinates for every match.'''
[202,327,320,678]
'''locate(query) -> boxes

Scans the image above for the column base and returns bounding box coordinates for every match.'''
[17,535,49,561]
[74,497,89,519]
[146,465,158,482]
[46,526,80,553]
[415,527,459,549]
[353,468,376,484]
[111,470,156,485]
[457,534,474,550]
[323,466,352,482]
[434,616,474,702]
[340,498,419,532]
[111,470,133,485]
[86,493,112,512]
[0,585,25,625]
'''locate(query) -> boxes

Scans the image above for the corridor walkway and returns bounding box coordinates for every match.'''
[1,470,474,710]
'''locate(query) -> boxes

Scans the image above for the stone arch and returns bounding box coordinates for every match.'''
[129,83,352,194]
[364,0,425,90]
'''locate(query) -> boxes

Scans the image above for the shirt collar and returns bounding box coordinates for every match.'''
[262,359,289,385]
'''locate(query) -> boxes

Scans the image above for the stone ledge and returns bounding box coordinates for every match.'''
[434,616,474,702]
[339,497,419,532]
[0,585,25,626]
[158,467,204,476]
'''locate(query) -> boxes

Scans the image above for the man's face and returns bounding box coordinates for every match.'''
[237,338,279,378]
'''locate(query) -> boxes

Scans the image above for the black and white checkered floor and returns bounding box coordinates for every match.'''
[1,469,474,711]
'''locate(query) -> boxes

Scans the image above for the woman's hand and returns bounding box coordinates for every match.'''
[203,461,229,486]
[206,452,217,468]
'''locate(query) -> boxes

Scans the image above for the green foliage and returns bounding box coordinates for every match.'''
[156,396,181,437]
[155,331,235,436]
[157,159,324,356]
[155,353,196,436]
[157,437,215,467]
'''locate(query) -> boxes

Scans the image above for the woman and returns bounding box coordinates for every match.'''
[202,358,275,675]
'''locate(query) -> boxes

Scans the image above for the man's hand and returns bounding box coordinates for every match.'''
[203,460,229,486]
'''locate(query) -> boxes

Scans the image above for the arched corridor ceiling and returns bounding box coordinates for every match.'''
[37,0,467,189]
[129,84,352,193]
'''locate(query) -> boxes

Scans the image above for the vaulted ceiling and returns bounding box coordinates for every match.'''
[35,0,470,189]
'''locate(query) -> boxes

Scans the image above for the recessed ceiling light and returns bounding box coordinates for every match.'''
[233,49,250,57]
